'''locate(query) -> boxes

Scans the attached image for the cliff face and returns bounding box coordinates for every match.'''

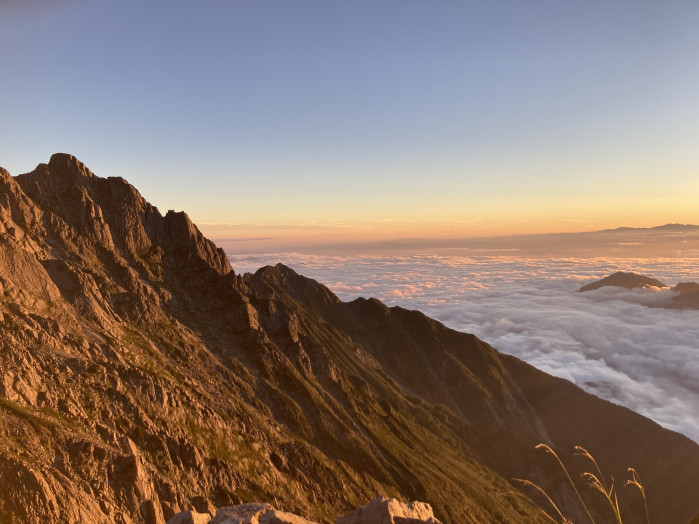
[0,155,698,524]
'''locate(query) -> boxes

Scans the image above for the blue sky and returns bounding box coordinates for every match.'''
[2,1,698,244]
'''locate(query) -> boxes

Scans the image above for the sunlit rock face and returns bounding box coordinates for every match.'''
[0,155,698,524]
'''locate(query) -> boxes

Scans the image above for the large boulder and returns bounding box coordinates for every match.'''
[209,503,272,524]
[209,503,317,524]
[336,497,442,524]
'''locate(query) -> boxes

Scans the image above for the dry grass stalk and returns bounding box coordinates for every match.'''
[575,446,607,491]
[512,478,571,524]
[625,468,650,524]
[515,444,650,524]
[576,445,623,524]
[536,443,596,524]
[582,472,623,524]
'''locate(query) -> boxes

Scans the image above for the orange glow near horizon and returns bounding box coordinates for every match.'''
[199,213,694,246]
[195,185,699,248]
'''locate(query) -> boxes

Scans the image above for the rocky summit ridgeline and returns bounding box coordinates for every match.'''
[1,154,699,524]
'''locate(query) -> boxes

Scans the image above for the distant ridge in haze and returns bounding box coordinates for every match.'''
[604,223,699,232]
[579,271,667,292]
[580,271,699,310]
[210,223,699,257]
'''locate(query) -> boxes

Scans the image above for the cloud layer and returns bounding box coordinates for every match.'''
[231,254,699,443]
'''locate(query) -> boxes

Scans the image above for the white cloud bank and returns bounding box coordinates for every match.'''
[231,254,699,443]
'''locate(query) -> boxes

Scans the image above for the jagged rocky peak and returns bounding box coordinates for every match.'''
[14,153,231,275]
[0,165,43,238]
[17,153,116,249]
[51,152,94,175]
[162,209,231,275]
[252,262,343,310]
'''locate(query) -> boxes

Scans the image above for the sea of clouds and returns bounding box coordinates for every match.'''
[230,254,699,443]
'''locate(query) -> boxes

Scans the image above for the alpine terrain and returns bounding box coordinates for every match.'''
[1,154,698,523]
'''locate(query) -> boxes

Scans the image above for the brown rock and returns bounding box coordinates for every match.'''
[260,509,319,524]
[167,510,213,524]
[209,504,318,524]
[210,503,273,524]
[336,497,442,524]
[141,498,167,524]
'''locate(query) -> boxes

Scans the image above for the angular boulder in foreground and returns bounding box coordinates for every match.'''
[336,497,442,524]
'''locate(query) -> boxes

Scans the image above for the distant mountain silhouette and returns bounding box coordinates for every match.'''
[670,281,699,309]
[227,222,699,257]
[579,272,699,313]
[652,223,699,230]
[602,223,699,232]
[579,271,667,292]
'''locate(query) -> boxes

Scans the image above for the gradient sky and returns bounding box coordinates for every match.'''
[1,1,698,245]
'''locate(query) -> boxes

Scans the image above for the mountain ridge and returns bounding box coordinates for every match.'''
[1,154,698,523]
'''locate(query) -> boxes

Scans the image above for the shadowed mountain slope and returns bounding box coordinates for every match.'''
[0,155,698,523]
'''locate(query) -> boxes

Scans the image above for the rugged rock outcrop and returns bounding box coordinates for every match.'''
[1,155,698,524]
[15,154,231,276]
